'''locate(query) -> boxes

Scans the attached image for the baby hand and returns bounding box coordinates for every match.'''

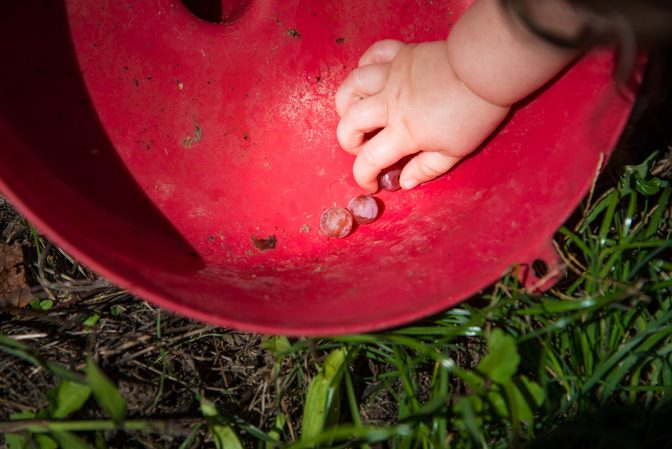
[335,39,511,192]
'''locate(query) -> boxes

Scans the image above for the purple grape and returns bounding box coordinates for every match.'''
[320,207,353,238]
[347,195,379,224]
[378,167,401,191]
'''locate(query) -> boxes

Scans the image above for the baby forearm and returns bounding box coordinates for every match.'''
[447,0,580,107]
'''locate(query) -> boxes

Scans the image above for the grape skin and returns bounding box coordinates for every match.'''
[320,207,353,238]
[378,167,401,191]
[347,195,379,224]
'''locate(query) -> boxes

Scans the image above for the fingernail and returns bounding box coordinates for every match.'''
[402,178,418,190]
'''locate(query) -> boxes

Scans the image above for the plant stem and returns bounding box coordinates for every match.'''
[0,417,204,434]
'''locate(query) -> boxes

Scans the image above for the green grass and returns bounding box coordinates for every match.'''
[1,154,671,448]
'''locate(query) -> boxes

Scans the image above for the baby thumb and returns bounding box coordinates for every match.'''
[400,151,462,190]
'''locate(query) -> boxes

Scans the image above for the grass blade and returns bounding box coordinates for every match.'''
[85,358,126,424]
[581,311,672,396]
[301,347,348,441]
[0,334,85,383]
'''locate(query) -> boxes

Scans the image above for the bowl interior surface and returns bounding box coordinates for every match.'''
[0,0,636,334]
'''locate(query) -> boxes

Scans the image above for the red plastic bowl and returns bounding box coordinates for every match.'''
[0,0,639,335]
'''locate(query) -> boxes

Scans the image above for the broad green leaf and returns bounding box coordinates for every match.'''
[211,424,244,449]
[34,435,58,449]
[479,376,544,425]
[51,431,94,449]
[635,177,667,196]
[301,348,348,441]
[261,336,291,355]
[5,433,30,449]
[52,381,92,419]
[200,399,244,449]
[506,377,545,424]
[476,329,520,384]
[85,358,126,423]
[618,151,659,195]
[516,376,545,408]
[485,386,508,418]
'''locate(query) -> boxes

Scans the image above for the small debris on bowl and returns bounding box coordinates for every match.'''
[251,234,277,251]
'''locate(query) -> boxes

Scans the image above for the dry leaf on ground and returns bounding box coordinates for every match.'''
[0,241,32,307]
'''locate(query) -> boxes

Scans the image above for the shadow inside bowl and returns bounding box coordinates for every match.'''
[0,1,204,280]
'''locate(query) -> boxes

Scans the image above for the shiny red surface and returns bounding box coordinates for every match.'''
[0,1,638,335]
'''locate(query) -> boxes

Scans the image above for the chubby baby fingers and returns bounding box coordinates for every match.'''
[337,96,387,154]
[399,151,462,190]
[358,39,406,67]
[353,126,412,193]
[335,63,390,117]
